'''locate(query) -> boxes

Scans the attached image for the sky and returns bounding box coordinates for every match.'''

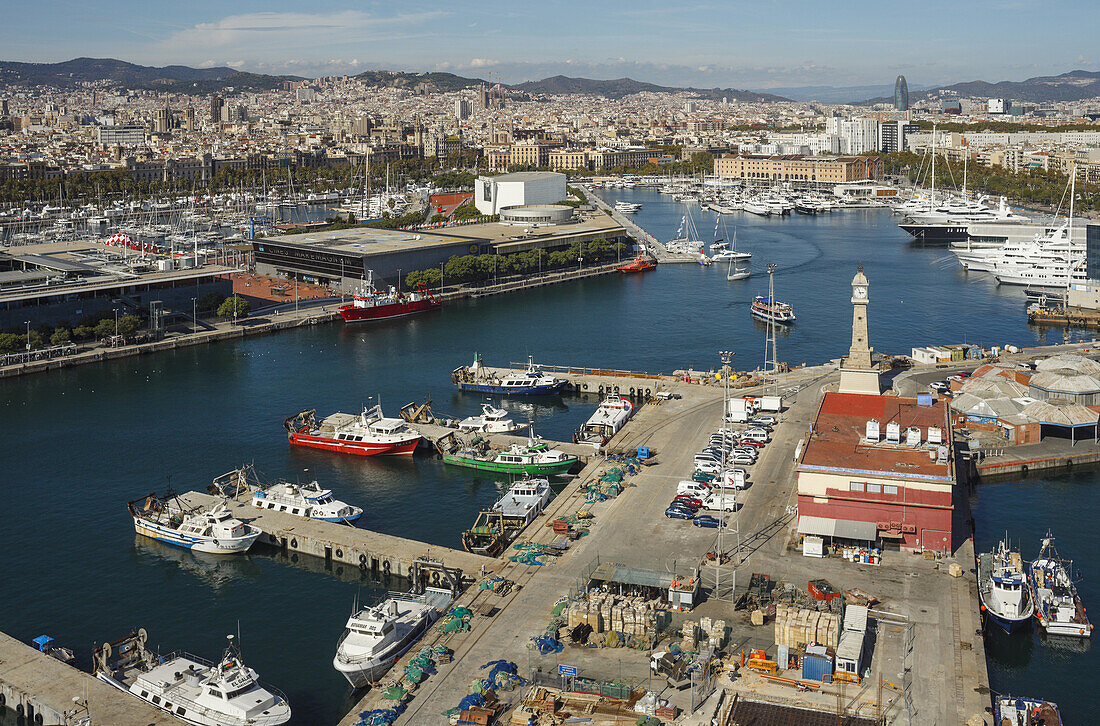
[3,0,1099,90]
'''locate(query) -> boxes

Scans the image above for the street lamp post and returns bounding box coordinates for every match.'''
[718,349,737,599]
[191,297,197,330]
[24,320,30,352]
[114,308,119,339]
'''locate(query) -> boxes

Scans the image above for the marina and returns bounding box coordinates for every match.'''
[3,189,1099,724]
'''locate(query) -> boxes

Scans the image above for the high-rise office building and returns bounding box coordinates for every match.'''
[1087,224,1100,281]
[210,96,224,124]
[879,121,919,153]
[0,99,8,116]
[455,98,470,120]
[893,76,909,112]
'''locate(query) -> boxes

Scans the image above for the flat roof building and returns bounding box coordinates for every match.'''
[474,172,567,215]
[253,213,627,288]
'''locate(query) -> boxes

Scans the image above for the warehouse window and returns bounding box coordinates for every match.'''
[866,483,882,493]
[849,482,864,492]
[883,485,898,495]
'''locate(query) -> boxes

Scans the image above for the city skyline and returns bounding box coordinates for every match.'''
[3,0,1099,89]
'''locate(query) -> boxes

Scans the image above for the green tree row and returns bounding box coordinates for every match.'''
[405,238,628,289]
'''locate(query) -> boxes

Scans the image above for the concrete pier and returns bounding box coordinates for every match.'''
[0,631,175,725]
[177,492,494,580]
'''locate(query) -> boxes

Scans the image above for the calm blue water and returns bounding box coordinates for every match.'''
[0,188,1090,724]
[971,476,1097,722]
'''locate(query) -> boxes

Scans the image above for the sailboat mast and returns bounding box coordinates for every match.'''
[930,123,936,207]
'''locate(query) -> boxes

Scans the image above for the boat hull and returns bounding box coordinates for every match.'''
[750,308,795,325]
[334,609,439,688]
[338,298,440,323]
[454,381,569,396]
[132,518,260,554]
[986,608,1032,634]
[442,455,576,476]
[899,223,969,244]
[288,432,419,456]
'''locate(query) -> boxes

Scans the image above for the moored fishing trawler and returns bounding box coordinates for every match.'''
[333,588,453,687]
[94,630,291,726]
[457,403,529,434]
[750,295,796,324]
[443,435,578,476]
[978,536,1035,633]
[338,270,440,323]
[284,404,421,456]
[493,477,552,526]
[574,396,633,445]
[462,510,509,556]
[128,492,261,554]
[252,480,363,523]
[451,354,569,396]
[1029,533,1091,638]
[994,694,1063,726]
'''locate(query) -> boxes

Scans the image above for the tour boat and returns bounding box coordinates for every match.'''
[457,403,529,434]
[994,695,1062,726]
[333,588,453,687]
[978,537,1035,633]
[493,477,553,526]
[252,480,363,523]
[617,257,657,273]
[338,271,440,323]
[128,493,261,554]
[95,631,291,726]
[574,396,633,445]
[284,405,421,456]
[614,201,642,214]
[451,354,569,396]
[750,295,796,324]
[1029,533,1091,638]
[443,437,577,476]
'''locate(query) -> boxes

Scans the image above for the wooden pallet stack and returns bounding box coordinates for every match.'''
[774,605,839,650]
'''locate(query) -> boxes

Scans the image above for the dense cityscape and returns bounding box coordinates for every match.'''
[2,5,1100,726]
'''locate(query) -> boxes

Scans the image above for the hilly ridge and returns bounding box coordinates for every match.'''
[860,69,1100,105]
[514,74,789,102]
[0,57,300,92]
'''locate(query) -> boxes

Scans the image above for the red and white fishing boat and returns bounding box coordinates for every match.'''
[284,405,421,456]
[338,271,440,323]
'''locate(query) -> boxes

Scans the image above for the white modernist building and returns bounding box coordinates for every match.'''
[474,172,568,215]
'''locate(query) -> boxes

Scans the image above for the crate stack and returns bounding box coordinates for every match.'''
[774,605,839,650]
[698,617,727,649]
[681,621,699,651]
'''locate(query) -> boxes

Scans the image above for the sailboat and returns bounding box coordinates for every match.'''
[712,226,751,263]
[727,259,750,280]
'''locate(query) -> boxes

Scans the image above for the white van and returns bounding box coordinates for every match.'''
[702,491,737,511]
[677,480,711,498]
[742,428,769,443]
[694,460,723,475]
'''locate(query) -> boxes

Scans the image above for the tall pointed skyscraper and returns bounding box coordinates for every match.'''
[894,76,909,112]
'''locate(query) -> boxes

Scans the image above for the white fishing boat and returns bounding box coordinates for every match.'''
[128,493,261,554]
[574,396,634,445]
[333,588,453,687]
[493,477,553,525]
[457,403,529,434]
[95,631,291,726]
[1029,533,1092,638]
[978,537,1035,634]
[252,480,362,523]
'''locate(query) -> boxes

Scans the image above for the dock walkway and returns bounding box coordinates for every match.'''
[584,186,699,264]
[177,492,494,580]
[0,631,176,726]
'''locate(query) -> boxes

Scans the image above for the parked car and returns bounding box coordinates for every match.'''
[665,506,694,520]
[738,439,765,448]
[929,381,950,393]
[673,495,703,508]
[677,480,712,498]
[691,470,716,482]
[752,415,778,426]
[692,514,722,528]
[730,454,756,466]
[742,428,770,441]
[694,460,723,475]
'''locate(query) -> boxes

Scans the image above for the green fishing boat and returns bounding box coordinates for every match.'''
[443,441,577,476]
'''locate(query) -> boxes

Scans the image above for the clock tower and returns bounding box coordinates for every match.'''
[838,267,881,395]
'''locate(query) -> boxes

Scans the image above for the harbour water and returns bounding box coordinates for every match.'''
[1,187,1094,723]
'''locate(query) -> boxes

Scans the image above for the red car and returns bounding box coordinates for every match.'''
[738,439,765,448]
[673,495,703,508]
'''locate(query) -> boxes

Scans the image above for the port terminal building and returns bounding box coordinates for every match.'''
[252,208,627,289]
[0,240,233,328]
[796,391,957,553]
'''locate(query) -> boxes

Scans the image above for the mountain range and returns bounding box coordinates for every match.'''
[2,59,1098,106]
[859,69,1100,105]
[0,57,299,92]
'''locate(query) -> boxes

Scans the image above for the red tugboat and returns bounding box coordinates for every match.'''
[338,271,440,323]
[617,257,657,273]
[284,406,421,456]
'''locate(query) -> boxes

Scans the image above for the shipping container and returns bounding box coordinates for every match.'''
[802,653,834,682]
